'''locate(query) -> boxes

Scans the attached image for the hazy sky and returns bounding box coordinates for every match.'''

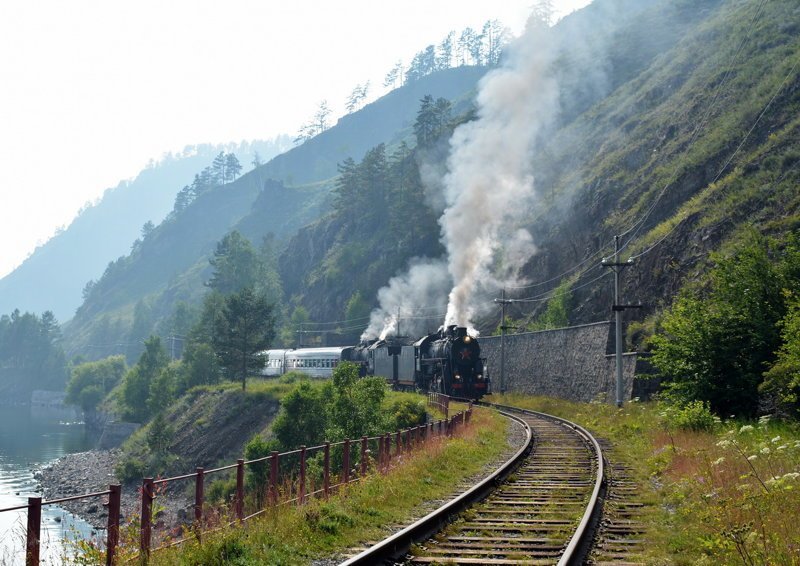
[0,0,591,280]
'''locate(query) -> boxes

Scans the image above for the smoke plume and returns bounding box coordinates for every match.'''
[364,15,564,338]
[360,258,450,341]
[441,18,559,327]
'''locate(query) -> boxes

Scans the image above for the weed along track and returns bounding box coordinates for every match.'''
[588,441,647,565]
[341,404,605,565]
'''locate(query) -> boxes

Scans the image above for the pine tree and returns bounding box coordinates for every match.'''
[211,152,226,185]
[212,287,275,390]
[224,153,242,181]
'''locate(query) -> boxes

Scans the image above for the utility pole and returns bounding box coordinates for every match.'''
[397,306,401,338]
[494,289,514,394]
[601,235,640,407]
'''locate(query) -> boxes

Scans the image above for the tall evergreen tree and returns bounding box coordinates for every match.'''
[224,153,242,181]
[207,231,261,295]
[211,152,227,185]
[121,335,169,422]
[212,287,275,390]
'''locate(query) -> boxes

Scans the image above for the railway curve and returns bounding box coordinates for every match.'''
[341,401,606,565]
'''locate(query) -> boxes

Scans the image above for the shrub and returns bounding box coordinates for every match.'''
[115,457,146,483]
[206,477,237,506]
[386,398,426,429]
[244,434,279,505]
[660,400,717,432]
[279,371,306,384]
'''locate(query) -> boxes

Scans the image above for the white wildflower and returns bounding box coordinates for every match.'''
[712,457,725,466]
[747,455,758,461]
[771,436,782,444]
[760,447,771,455]
[716,439,732,448]
[739,425,755,434]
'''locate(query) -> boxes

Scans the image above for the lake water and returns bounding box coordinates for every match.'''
[0,404,96,565]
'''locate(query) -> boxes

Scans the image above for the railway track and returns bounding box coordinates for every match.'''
[341,403,605,565]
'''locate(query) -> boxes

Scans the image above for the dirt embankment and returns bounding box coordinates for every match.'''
[37,387,281,529]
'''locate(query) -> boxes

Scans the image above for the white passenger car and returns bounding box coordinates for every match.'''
[260,347,346,378]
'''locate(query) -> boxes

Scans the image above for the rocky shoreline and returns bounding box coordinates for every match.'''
[36,449,191,533]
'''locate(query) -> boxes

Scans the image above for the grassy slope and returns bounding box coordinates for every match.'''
[491,393,800,564]
[102,406,509,565]
[520,0,800,326]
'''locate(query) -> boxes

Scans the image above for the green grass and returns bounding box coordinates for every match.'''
[485,393,800,564]
[100,407,509,565]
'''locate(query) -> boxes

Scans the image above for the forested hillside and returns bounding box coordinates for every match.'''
[51,0,799,406]
[59,66,489,361]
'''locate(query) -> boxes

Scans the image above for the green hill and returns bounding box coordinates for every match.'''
[61,0,800,364]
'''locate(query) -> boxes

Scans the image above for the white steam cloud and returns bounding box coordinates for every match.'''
[360,258,451,341]
[364,16,561,338]
[442,18,559,327]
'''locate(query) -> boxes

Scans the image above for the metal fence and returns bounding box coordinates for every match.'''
[1,395,473,565]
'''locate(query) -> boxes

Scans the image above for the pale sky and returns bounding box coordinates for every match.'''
[0,0,591,279]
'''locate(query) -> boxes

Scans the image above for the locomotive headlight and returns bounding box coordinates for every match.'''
[464,336,472,343]
[454,373,461,380]
[477,374,483,380]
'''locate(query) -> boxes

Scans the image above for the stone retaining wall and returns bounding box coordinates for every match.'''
[479,321,641,403]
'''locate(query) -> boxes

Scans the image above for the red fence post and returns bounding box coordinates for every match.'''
[270,451,279,505]
[343,439,351,486]
[299,446,306,505]
[194,467,204,540]
[323,442,330,499]
[106,485,121,566]
[140,477,154,561]
[235,459,244,521]
[360,436,368,477]
[25,496,41,566]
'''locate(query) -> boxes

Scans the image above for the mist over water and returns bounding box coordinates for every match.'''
[0,405,94,565]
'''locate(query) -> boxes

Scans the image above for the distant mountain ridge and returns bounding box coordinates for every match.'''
[0,140,289,322]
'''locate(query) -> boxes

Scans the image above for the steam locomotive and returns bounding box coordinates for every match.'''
[260,325,489,399]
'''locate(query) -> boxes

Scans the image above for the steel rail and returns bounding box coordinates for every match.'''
[479,400,606,566]
[339,410,532,565]
[341,400,606,565]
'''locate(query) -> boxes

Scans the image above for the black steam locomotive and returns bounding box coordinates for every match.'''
[260,325,489,400]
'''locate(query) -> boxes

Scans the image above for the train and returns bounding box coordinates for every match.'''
[260,325,489,399]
